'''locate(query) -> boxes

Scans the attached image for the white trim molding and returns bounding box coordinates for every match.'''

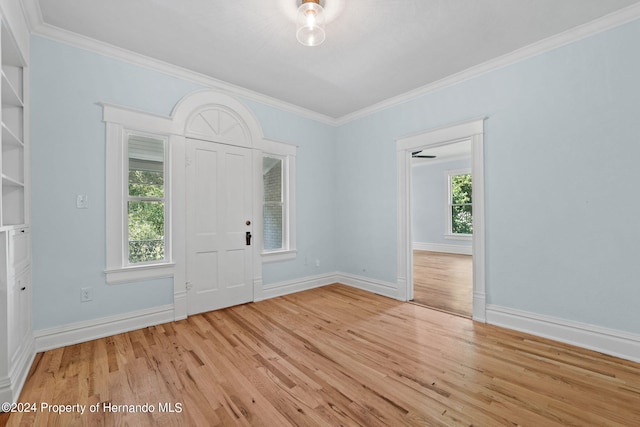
[336,3,640,125]
[486,305,640,364]
[104,263,175,285]
[103,109,175,285]
[397,118,486,321]
[256,272,338,301]
[336,273,399,300]
[21,0,640,126]
[22,0,336,126]
[260,138,298,261]
[0,336,35,405]
[34,305,175,352]
[262,250,297,263]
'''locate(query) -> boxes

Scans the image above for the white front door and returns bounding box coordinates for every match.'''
[186,138,253,315]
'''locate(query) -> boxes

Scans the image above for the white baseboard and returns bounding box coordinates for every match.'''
[486,304,640,364]
[472,291,486,322]
[0,336,36,404]
[173,291,187,321]
[256,272,338,301]
[28,277,640,372]
[336,272,399,300]
[34,304,175,352]
[413,242,472,255]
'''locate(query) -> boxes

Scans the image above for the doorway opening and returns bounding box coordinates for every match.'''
[411,140,472,317]
[396,119,486,322]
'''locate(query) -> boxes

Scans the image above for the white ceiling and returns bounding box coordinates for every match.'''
[31,0,640,119]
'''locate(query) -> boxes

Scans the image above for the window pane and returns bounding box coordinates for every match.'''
[129,135,164,197]
[451,174,472,205]
[263,155,285,251]
[263,157,282,202]
[452,205,473,234]
[128,201,165,263]
[263,204,283,250]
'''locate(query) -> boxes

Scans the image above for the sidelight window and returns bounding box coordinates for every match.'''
[261,139,296,262]
[126,134,168,264]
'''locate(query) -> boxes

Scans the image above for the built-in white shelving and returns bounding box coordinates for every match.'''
[0,4,33,406]
[0,21,26,229]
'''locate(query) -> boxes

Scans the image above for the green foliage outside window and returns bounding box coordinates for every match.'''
[128,169,165,263]
[451,174,473,234]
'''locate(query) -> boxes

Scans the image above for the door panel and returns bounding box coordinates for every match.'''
[186,139,253,315]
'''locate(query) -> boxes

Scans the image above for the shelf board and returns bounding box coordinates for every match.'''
[1,24,26,67]
[0,223,28,232]
[1,174,24,187]
[1,122,23,147]
[1,71,23,107]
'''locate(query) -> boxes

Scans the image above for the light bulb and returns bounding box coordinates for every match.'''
[296,1,325,46]
[306,11,317,28]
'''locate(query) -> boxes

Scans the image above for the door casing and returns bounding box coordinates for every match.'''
[170,90,266,321]
[396,118,486,322]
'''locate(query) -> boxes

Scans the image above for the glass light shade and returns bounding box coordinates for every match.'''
[296,2,326,46]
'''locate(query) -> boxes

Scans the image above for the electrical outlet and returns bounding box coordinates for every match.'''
[81,287,93,302]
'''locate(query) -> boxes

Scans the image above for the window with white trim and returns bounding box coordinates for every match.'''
[446,169,472,237]
[263,155,286,251]
[260,139,296,262]
[103,103,174,284]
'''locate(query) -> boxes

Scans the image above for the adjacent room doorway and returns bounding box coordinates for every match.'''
[396,119,486,321]
[411,140,473,317]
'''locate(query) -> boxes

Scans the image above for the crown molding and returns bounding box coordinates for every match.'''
[22,0,337,126]
[335,3,640,126]
[22,0,640,128]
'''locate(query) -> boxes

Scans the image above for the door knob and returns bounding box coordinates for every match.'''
[246,231,252,246]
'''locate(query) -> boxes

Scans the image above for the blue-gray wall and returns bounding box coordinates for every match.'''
[335,19,640,334]
[31,17,640,336]
[412,158,472,248]
[30,36,336,330]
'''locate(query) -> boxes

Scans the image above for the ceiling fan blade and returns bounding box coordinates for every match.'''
[411,150,436,158]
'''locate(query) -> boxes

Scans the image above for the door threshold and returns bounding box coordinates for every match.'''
[408,300,472,319]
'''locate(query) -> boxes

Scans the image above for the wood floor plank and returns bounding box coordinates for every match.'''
[413,250,472,317]
[5,284,640,426]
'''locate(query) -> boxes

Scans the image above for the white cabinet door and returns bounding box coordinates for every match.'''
[7,267,29,365]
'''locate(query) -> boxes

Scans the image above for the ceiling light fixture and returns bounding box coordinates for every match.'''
[296,0,326,47]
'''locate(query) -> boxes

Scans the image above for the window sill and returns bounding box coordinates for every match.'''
[444,234,472,241]
[105,262,175,285]
[262,250,297,263]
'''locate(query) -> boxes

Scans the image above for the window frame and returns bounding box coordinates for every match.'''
[445,168,472,240]
[103,104,175,284]
[260,139,296,263]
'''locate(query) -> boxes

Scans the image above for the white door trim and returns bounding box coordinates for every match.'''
[396,118,486,322]
[171,90,265,320]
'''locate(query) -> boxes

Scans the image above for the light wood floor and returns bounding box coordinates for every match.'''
[413,250,472,317]
[4,284,640,426]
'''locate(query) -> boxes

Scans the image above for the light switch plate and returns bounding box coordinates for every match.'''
[76,194,88,209]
